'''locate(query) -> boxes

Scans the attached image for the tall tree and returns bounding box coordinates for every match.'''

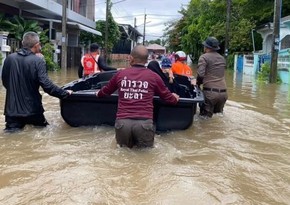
[166,0,290,60]
[4,15,42,40]
[80,12,120,60]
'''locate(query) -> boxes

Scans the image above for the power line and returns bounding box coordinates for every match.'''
[112,0,127,4]
[146,13,182,17]
[111,6,122,17]
[113,14,144,18]
[146,16,180,20]
[95,1,106,5]
[113,14,181,19]
[136,22,166,28]
[146,34,165,38]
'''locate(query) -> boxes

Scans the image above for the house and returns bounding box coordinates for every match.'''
[234,15,290,84]
[256,16,290,54]
[146,44,166,55]
[111,24,143,61]
[0,0,101,68]
[145,43,166,60]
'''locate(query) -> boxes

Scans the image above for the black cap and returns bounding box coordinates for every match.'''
[202,37,220,50]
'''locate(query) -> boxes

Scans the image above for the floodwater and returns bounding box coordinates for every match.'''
[0,67,290,205]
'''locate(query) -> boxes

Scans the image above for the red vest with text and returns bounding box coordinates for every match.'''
[82,53,99,76]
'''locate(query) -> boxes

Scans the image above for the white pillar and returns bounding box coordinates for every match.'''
[0,31,11,76]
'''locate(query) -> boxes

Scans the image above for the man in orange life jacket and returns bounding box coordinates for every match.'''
[78,43,117,78]
[171,51,192,77]
[171,51,196,85]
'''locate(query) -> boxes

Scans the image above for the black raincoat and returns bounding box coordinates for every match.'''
[2,48,69,117]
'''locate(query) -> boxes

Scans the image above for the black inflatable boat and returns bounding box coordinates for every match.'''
[60,70,204,131]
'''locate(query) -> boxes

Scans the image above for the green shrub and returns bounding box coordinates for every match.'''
[226,54,234,70]
[41,43,60,71]
[257,62,281,83]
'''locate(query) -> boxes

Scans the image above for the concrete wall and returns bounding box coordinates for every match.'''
[278,49,290,84]
[234,50,290,84]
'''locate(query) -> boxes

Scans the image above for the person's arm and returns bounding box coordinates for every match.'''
[196,56,206,85]
[167,69,174,83]
[78,62,84,78]
[37,59,70,99]
[98,56,117,71]
[154,75,179,104]
[1,56,10,88]
[78,56,85,78]
[96,73,119,97]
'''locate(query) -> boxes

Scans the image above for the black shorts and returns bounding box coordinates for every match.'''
[5,114,49,131]
[114,119,155,148]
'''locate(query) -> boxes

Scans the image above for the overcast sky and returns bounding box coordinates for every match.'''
[95,0,190,41]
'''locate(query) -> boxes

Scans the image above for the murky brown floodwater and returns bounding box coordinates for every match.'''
[0,67,290,205]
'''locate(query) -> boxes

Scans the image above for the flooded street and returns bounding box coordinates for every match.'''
[0,68,290,205]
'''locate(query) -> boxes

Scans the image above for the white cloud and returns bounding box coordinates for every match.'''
[95,0,189,41]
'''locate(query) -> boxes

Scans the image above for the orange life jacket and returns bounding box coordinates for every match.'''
[82,53,100,76]
[171,61,193,77]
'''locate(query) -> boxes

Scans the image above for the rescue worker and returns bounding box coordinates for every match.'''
[78,43,117,78]
[96,45,179,148]
[171,51,195,85]
[196,36,228,118]
[171,51,192,77]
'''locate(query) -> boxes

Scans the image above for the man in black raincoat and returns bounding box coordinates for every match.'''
[1,31,72,132]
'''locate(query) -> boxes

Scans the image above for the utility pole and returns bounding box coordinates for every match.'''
[251,29,256,52]
[270,0,282,83]
[225,0,231,59]
[104,0,110,62]
[61,0,67,70]
[133,17,137,47]
[143,13,147,45]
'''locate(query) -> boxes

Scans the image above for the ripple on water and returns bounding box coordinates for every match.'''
[1,73,290,204]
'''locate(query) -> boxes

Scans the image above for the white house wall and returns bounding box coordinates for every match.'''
[280,27,290,44]
[257,16,290,54]
[264,35,272,54]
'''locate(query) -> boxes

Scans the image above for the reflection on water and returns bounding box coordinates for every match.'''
[0,68,290,205]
